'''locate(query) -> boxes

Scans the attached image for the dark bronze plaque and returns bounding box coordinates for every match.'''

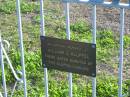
[41,36,96,77]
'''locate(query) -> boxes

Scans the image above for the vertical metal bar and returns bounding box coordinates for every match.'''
[0,92,3,97]
[11,81,18,97]
[40,0,49,97]
[16,0,27,97]
[40,0,45,36]
[65,3,71,40]
[92,5,96,97]
[118,8,125,97]
[0,36,7,97]
[92,5,96,44]
[65,3,73,97]
[44,68,49,97]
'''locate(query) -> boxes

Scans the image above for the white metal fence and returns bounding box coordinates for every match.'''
[0,0,129,97]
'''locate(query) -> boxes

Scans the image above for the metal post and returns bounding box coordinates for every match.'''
[65,3,73,97]
[92,5,96,97]
[40,0,49,97]
[0,36,7,97]
[40,0,45,36]
[118,8,125,97]
[65,3,71,40]
[16,0,27,97]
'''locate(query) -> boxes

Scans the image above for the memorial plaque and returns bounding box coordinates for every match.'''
[41,36,96,77]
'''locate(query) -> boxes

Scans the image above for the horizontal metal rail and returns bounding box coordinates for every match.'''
[62,0,130,9]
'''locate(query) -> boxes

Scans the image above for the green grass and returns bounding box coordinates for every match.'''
[0,0,130,96]
[0,0,40,14]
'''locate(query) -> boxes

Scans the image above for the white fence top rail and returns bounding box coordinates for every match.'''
[62,0,130,9]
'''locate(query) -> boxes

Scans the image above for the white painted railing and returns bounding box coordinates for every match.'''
[63,0,130,8]
[0,0,129,97]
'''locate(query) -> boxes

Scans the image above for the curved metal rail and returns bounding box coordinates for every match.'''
[0,35,23,97]
[2,45,22,82]
[1,38,22,82]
